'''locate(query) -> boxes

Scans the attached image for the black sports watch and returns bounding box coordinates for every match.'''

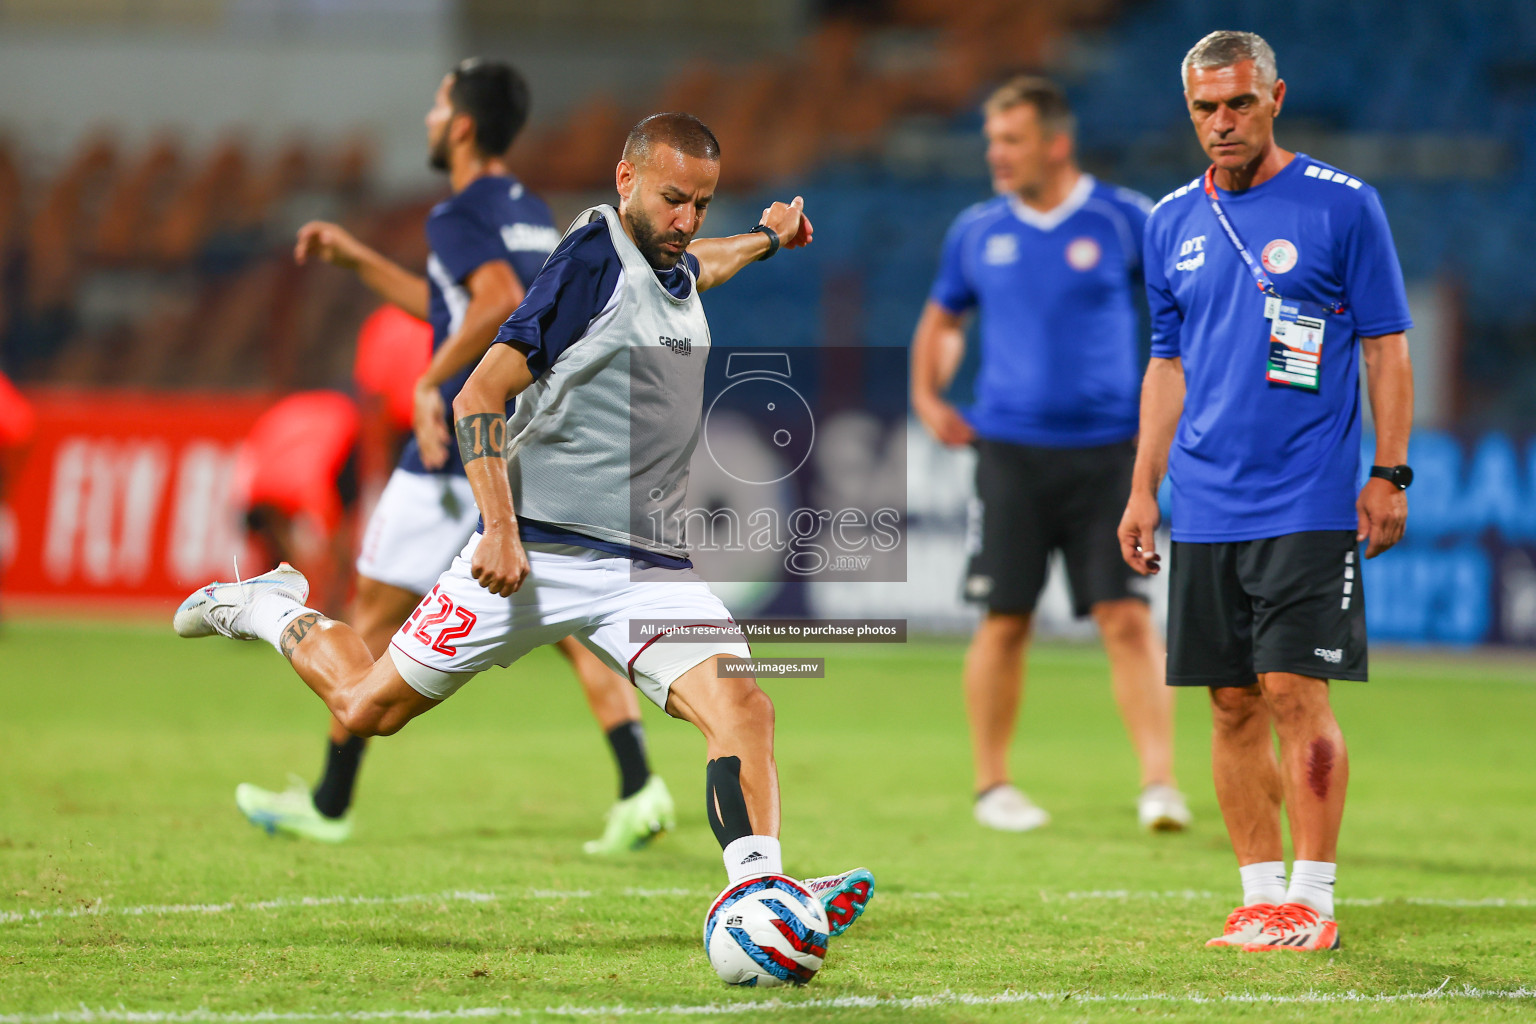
[1369,464,1414,490]
[750,223,781,261]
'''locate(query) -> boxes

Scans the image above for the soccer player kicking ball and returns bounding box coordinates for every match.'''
[176,112,874,943]
[1121,32,1414,951]
[239,59,675,853]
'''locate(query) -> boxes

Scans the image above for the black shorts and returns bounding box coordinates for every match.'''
[962,438,1144,617]
[1167,530,1367,686]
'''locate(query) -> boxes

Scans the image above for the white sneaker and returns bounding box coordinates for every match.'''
[974,784,1050,832]
[173,563,309,640]
[1138,784,1193,831]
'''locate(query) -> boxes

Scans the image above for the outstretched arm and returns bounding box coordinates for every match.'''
[452,344,537,597]
[688,197,813,292]
[411,260,526,470]
[295,220,430,319]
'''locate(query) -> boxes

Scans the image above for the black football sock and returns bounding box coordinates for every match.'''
[607,720,651,800]
[311,735,367,819]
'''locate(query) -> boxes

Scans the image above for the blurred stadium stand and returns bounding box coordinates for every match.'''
[3,0,1536,641]
[2,0,1533,427]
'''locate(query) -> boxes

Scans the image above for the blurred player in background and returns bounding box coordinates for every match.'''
[351,303,433,482]
[175,112,875,940]
[0,369,36,619]
[912,76,1189,834]
[234,390,361,616]
[1121,31,1414,951]
[236,59,675,854]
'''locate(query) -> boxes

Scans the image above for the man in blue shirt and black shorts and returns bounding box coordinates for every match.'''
[912,77,1190,835]
[1121,31,1415,952]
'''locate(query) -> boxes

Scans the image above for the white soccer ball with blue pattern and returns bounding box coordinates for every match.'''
[703,875,830,987]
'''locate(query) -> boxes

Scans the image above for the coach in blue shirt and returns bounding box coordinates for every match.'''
[912,77,1190,836]
[1120,32,1415,952]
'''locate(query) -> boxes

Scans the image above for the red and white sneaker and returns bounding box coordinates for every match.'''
[1204,903,1278,947]
[801,868,875,938]
[1242,902,1340,951]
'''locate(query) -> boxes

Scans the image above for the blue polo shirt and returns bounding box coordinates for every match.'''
[929,175,1152,448]
[1144,154,1413,542]
[401,174,557,476]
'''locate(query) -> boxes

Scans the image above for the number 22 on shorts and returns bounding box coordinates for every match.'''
[403,585,479,656]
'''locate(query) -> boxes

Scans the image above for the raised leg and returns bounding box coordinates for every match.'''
[285,616,439,737]
[321,575,423,744]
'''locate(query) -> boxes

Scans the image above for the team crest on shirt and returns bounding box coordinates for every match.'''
[1065,236,1101,271]
[1261,238,1299,274]
[983,233,1019,265]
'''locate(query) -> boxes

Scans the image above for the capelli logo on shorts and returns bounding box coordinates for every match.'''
[1314,647,1343,664]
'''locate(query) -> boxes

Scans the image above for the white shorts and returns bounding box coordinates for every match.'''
[387,535,752,709]
[356,468,479,595]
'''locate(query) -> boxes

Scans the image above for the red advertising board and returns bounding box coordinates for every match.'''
[2,389,273,615]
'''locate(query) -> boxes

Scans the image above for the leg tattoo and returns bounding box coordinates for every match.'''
[279,612,325,660]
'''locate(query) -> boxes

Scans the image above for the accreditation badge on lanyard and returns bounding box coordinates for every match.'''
[1202,167,1345,394]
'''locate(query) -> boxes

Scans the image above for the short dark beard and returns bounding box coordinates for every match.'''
[623,206,689,271]
[428,132,450,173]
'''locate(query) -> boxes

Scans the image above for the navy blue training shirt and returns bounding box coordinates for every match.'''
[399,174,557,476]
[488,212,701,568]
[1144,154,1413,542]
[929,175,1153,448]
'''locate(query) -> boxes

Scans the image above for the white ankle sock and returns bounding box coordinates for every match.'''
[1287,860,1336,916]
[248,593,316,655]
[1238,861,1287,907]
[722,835,782,885]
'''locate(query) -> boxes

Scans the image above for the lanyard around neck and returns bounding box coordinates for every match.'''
[1201,166,1346,315]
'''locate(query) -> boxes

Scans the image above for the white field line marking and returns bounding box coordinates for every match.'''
[1,985,1533,1022]
[0,891,505,925]
[1037,890,1536,908]
[7,888,1533,926]
[0,889,717,925]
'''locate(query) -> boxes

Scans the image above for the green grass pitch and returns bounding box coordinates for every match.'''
[1,620,1533,1022]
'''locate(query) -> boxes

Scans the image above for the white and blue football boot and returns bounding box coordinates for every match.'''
[173,562,309,640]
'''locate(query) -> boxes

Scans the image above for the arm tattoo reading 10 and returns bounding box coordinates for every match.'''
[279,612,325,660]
[456,413,508,464]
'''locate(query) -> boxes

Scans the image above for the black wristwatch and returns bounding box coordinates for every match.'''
[1369,464,1414,490]
[750,223,780,261]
